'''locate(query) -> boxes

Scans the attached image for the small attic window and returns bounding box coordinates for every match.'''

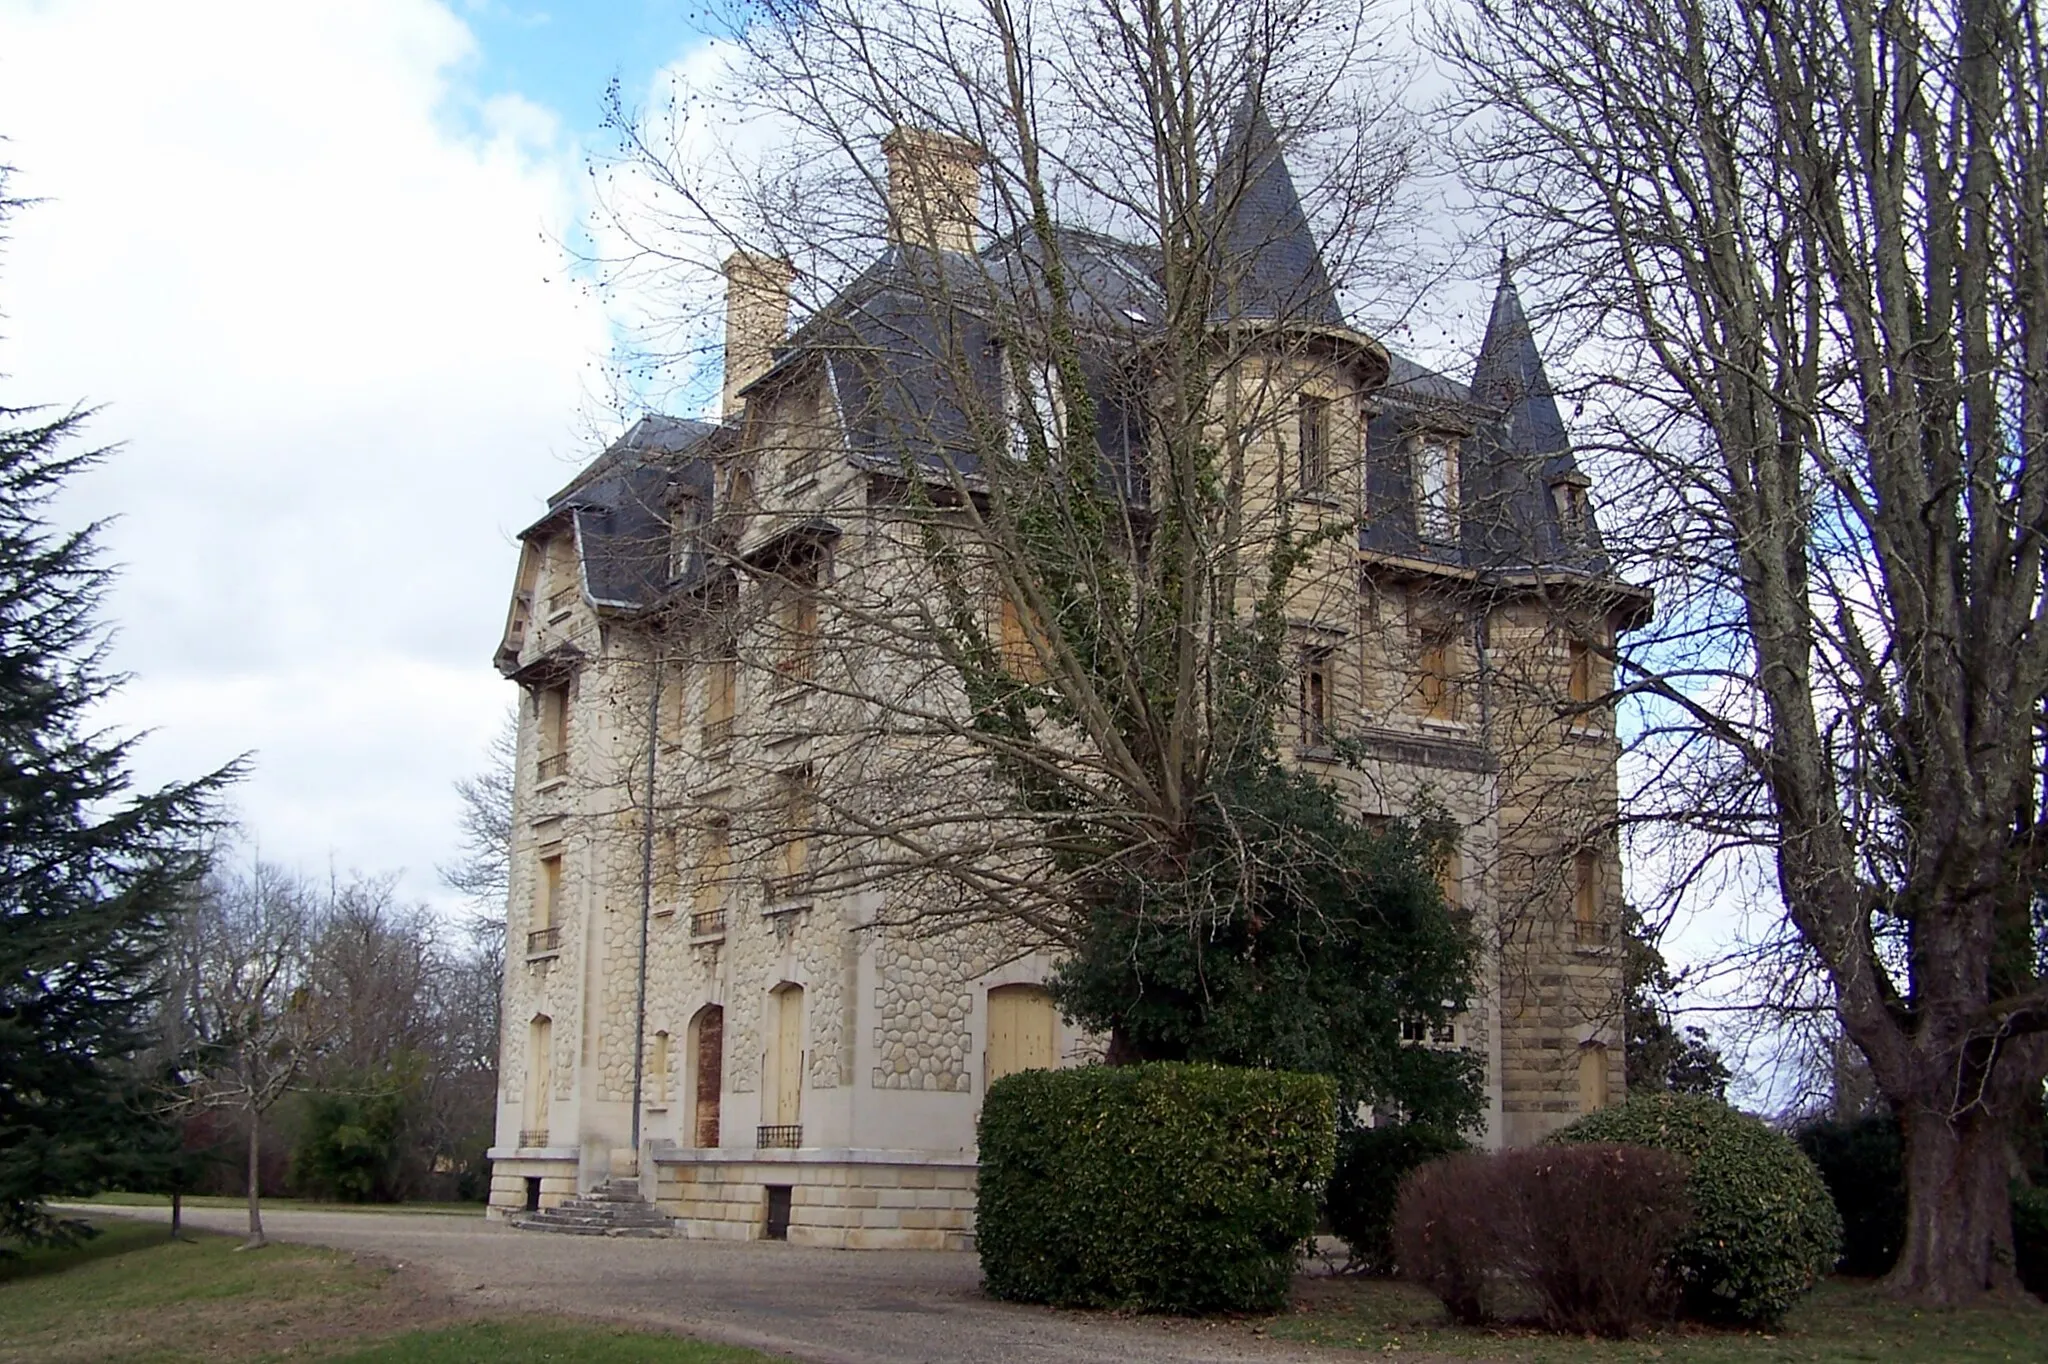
[1413,435,1459,543]
[998,341,1065,461]
[669,496,704,581]
[1551,477,1590,541]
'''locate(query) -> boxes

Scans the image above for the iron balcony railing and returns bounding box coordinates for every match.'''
[1573,919,1613,948]
[537,751,568,782]
[690,907,727,940]
[547,585,577,616]
[700,717,734,752]
[756,1124,803,1149]
[517,1128,550,1148]
[526,925,561,957]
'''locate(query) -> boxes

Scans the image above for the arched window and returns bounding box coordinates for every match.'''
[522,1015,553,1146]
[1578,1042,1610,1113]
[986,984,1057,1085]
[763,985,805,1138]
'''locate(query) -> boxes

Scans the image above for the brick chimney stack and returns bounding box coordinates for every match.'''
[881,126,985,256]
[721,251,795,420]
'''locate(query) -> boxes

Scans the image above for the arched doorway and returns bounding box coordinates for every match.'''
[986,984,1056,1086]
[689,1005,723,1148]
[522,1015,552,1146]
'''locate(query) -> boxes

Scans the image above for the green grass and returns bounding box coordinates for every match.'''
[0,1218,786,1364]
[1275,1275,2048,1363]
[73,1192,486,1217]
[320,1321,782,1363]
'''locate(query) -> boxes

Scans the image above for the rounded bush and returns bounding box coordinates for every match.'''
[1551,1093,1840,1325]
[1325,1123,1468,1273]
[977,1062,1335,1314]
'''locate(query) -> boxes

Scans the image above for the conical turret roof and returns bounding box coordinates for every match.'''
[1206,100,1345,328]
[1472,261,1568,458]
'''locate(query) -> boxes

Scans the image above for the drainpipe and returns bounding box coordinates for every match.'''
[629,650,663,1166]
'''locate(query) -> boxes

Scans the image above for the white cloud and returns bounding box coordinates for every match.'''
[0,0,614,912]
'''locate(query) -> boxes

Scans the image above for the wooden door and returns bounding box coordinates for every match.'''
[774,987,804,1125]
[986,985,1055,1085]
[693,1007,722,1148]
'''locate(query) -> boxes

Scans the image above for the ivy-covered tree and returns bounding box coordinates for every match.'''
[1052,767,1482,1129]
[0,168,238,1246]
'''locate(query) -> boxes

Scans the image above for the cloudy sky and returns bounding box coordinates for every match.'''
[0,1,717,914]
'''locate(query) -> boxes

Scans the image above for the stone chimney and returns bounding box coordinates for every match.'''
[882,126,986,255]
[721,250,795,420]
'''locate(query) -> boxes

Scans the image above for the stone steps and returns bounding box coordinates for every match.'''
[512,1177,675,1238]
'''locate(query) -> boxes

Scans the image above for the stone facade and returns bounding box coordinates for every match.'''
[483,119,1641,1244]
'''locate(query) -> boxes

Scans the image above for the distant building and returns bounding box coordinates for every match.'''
[485,110,1648,1247]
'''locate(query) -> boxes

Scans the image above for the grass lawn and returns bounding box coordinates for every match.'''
[74,1193,488,1217]
[0,1218,780,1364]
[1274,1273,2048,1364]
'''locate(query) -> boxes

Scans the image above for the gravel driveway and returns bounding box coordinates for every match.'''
[88,1205,1347,1364]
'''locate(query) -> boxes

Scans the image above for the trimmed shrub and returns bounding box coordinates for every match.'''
[1794,1112,1904,1276]
[1326,1124,1469,1273]
[1393,1145,1691,1336]
[976,1062,1335,1314]
[2014,1183,2048,1301]
[1391,1151,1499,1324]
[1554,1094,1841,1326]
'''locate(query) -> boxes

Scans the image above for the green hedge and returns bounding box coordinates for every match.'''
[977,1062,1335,1313]
[1553,1094,1840,1326]
[1325,1123,1469,1273]
[1793,1113,1904,1276]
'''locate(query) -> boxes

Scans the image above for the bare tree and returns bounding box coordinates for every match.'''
[443,709,516,927]
[596,0,1438,944]
[162,858,331,1247]
[1434,0,2048,1301]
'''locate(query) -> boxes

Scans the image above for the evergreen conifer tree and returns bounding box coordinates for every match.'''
[0,171,237,1245]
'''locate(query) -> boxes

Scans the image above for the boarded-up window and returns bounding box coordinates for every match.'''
[774,555,820,685]
[1300,648,1332,747]
[1573,851,1602,945]
[1416,629,1460,721]
[650,1030,670,1105]
[522,1015,553,1145]
[778,769,813,881]
[1438,849,1461,911]
[765,986,804,1126]
[1298,395,1331,492]
[537,853,562,929]
[538,684,570,772]
[1578,1043,1610,1112]
[694,818,731,913]
[1568,638,1595,705]
[986,984,1057,1085]
[999,592,1049,683]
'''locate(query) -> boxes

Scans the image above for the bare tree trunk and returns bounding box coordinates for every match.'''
[1889,1104,2023,1301]
[170,1189,183,1241]
[243,1109,266,1249]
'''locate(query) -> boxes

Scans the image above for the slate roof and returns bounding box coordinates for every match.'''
[525,115,1614,623]
[521,415,722,614]
[1206,100,1345,327]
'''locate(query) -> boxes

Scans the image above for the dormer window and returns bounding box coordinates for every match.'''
[999,343,1065,461]
[1414,435,1459,542]
[1551,477,1590,541]
[669,496,703,581]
